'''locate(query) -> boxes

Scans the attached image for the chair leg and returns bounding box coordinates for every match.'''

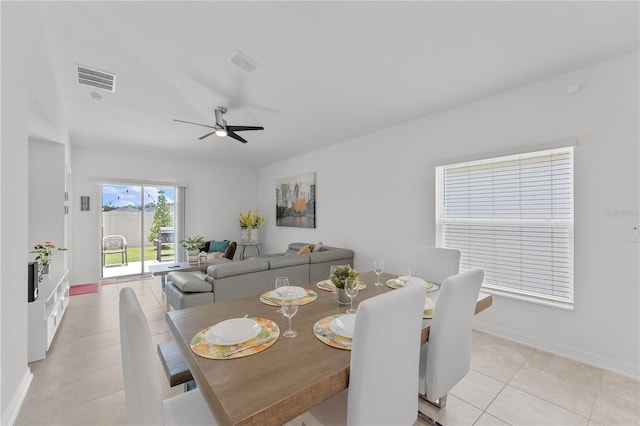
[419,393,447,408]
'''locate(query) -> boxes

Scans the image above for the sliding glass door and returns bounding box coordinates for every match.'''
[101,183,176,278]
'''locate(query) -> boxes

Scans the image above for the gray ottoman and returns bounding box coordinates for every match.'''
[165,271,213,310]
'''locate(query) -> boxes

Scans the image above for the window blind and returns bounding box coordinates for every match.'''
[435,147,574,306]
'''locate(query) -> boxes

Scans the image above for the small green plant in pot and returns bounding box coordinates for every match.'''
[179,236,205,264]
[329,265,359,289]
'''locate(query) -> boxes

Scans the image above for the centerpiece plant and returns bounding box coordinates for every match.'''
[330,265,359,289]
[179,236,205,264]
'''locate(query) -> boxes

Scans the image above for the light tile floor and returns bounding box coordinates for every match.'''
[16,277,640,426]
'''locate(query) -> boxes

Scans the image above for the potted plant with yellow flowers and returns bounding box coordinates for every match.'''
[239,209,265,243]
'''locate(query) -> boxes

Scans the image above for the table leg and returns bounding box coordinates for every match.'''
[256,245,261,256]
[240,246,247,261]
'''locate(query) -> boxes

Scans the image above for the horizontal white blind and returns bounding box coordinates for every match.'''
[435,147,574,305]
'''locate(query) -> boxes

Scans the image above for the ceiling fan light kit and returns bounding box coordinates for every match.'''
[173,106,264,144]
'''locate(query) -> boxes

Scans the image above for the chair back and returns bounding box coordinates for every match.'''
[419,269,483,402]
[119,287,165,425]
[348,284,426,425]
[224,241,237,260]
[414,246,460,284]
[104,235,126,250]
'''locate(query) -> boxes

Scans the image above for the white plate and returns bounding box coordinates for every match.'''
[205,318,262,345]
[330,314,356,339]
[273,286,307,299]
[407,277,426,286]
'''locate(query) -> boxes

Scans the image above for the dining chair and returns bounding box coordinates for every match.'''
[119,287,218,426]
[305,283,426,425]
[418,268,484,411]
[414,246,460,285]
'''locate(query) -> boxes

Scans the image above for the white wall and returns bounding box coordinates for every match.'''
[1,3,71,422]
[258,53,639,377]
[71,147,259,284]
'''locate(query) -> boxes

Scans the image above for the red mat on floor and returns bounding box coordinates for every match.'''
[69,283,100,296]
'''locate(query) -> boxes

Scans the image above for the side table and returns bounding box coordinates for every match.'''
[238,243,263,260]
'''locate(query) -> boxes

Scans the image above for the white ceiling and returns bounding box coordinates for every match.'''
[37,1,639,166]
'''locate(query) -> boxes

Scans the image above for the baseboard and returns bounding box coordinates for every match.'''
[1,367,33,425]
[473,321,640,379]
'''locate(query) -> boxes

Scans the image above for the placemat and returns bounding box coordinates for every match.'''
[313,315,352,350]
[259,289,318,306]
[316,279,367,292]
[190,317,279,360]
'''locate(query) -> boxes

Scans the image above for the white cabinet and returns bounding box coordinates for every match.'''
[28,268,70,362]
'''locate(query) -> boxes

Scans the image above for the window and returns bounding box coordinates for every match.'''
[435,146,574,309]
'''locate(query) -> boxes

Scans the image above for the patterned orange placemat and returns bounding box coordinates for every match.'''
[190,317,279,360]
[316,279,367,292]
[313,315,352,350]
[260,289,318,306]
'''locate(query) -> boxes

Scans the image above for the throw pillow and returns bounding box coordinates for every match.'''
[312,241,324,252]
[208,240,230,253]
[207,252,224,260]
[297,245,312,255]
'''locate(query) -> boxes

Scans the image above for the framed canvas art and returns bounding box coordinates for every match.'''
[276,172,316,228]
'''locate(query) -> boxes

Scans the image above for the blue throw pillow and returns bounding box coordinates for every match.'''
[208,240,230,253]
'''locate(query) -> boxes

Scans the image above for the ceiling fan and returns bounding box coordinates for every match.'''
[173,106,264,144]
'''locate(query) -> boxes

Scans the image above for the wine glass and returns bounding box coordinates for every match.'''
[274,277,290,313]
[281,292,299,338]
[398,267,412,286]
[373,259,384,286]
[344,277,359,314]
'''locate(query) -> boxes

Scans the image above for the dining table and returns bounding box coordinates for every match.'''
[165,271,493,426]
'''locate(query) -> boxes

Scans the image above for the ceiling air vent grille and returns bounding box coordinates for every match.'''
[77,65,116,92]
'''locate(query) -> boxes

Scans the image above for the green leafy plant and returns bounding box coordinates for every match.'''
[31,242,67,265]
[330,265,359,289]
[179,236,205,252]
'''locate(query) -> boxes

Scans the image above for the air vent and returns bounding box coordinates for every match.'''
[77,65,116,92]
[229,50,259,72]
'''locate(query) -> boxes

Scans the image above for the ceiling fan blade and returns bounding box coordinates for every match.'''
[227,131,248,144]
[227,125,264,132]
[198,131,216,140]
[173,119,216,130]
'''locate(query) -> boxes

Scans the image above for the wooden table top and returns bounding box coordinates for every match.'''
[166,271,492,426]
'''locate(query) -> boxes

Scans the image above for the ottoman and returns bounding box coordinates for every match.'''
[165,271,213,309]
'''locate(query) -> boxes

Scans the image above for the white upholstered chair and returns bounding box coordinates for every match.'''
[414,246,461,285]
[119,287,218,426]
[418,268,484,410]
[305,283,426,426]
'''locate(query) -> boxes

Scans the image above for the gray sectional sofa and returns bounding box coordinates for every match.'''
[164,242,354,309]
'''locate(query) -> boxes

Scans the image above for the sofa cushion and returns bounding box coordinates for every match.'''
[207,259,269,279]
[312,241,324,252]
[208,240,230,253]
[308,248,355,264]
[167,271,212,293]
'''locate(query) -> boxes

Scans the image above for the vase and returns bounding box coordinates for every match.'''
[250,228,259,244]
[187,250,199,265]
[336,288,351,305]
[241,228,250,243]
[41,264,50,275]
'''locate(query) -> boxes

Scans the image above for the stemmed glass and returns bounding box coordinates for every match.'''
[274,277,289,313]
[373,260,384,286]
[398,267,412,286]
[344,277,359,314]
[281,292,299,338]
